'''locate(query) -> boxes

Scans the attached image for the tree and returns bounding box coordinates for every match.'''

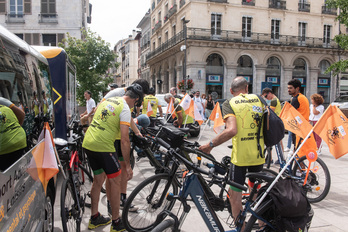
[59,29,116,104]
[326,0,348,76]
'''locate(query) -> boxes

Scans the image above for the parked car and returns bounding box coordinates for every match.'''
[155,94,168,115]
[332,95,348,117]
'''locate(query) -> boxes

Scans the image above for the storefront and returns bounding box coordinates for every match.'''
[206,53,224,99]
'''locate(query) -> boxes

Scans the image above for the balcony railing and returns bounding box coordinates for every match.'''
[164,14,169,23]
[298,2,310,12]
[146,27,338,62]
[39,13,58,23]
[269,0,286,10]
[322,5,337,15]
[242,0,255,6]
[5,13,25,23]
[180,0,185,8]
[168,4,177,18]
[208,0,228,3]
[152,20,162,34]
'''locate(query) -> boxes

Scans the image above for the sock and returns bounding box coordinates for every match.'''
[121,193,127,201]
[112,218,120,226]
[91,212,100,220]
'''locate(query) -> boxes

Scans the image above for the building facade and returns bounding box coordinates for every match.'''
[137,10,152,87]
[147,0,347,103]
[0,0,91,45]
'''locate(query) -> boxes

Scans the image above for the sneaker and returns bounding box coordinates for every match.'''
[110,219,125,232]
[120,199,138,212]
[88,214,111,230]
[284,148,290,152]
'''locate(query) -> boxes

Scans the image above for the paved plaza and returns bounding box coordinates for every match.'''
[53,128,348,232]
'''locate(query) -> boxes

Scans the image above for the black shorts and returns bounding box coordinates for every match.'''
[114,140,124,161]
[229,164,263,191]
[85,149,121,179]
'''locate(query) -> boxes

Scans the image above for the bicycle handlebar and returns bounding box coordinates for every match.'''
[155,137,247,192]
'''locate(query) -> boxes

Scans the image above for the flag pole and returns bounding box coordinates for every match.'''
[197,119,209,142]
[184,115,188,127]
[165,101,180,125]
[253,128,314,211]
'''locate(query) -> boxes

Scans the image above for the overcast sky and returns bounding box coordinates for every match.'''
[88,0,150,48]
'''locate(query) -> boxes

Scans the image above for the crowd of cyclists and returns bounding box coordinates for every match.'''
[77,77,317,232]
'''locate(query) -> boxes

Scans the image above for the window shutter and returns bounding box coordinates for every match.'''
[24,0,31,14]
[41,0,48,13]
[49,0,55,14]
[57,33,64,43]
[24,34,32,45]
[0,0,5,14]
[33,34,40,45]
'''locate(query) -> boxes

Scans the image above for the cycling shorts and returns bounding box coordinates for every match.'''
[85,149,121,179]
[114,140,124,161]
[229,164,263,192]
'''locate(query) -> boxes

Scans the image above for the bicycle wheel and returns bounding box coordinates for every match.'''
[122,173,178,232]
[291,156,331,203]
[152,219,175,232]
[61,178,82,232]
[244,198,277,232]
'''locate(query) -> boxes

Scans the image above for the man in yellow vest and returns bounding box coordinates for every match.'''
[82,84,144,232]
[199,77,265,230]
[141,87,163,126]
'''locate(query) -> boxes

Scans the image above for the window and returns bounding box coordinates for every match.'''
[41,0,55,16]
[24,0,31,14]
[15,33,23,39]
[10,0,23,17]
[211,13,222,36]
[271,19,280,42]
[242,16,252,40]
[298,22,306,44]
[158,37,161,46]
[165,31,168,41]
[0,0,5,13]
[323,25,331,46]
[172,24,176,36]
[42,34,56,46]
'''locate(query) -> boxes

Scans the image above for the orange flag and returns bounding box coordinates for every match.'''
[146,100,153,117]
[167,98,176,119]
[313,105,348,159]
[193,102,204,125]
[279,102,313,139]
[27,122,59,193]
[179,94,192,115]
[209,102,224,134]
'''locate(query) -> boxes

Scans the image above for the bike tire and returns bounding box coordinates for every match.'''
[61,178,81,232]
[244,198,277,232]
[151,219,175,232]
[292,156,331,203]
[122,173,178,232]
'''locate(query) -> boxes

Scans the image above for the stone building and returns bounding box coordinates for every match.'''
[0,0,92,45]
[146,0,347,103]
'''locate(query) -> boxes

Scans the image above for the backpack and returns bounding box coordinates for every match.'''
[269,178,313,232]
[256,95,285,151]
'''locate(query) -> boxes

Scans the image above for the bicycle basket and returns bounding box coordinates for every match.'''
[159,126,185,148]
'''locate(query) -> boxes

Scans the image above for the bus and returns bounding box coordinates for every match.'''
[33,46,78,140]
[0,25,56,232]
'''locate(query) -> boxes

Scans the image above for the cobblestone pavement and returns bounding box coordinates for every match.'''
[54,127,348,231]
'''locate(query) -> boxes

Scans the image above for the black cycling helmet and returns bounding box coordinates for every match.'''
[148,87,155,95]
[127,83,144,107]
[109,83,118,89]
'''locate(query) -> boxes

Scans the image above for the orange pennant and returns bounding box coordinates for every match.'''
[279,102,313,139]
[209,102,224,134]
[313,105,348,159]
[146,100,153,117]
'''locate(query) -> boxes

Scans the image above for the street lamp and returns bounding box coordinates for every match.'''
[182,19,190,92]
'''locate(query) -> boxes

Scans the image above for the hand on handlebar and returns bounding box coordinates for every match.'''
[199,144,213,154]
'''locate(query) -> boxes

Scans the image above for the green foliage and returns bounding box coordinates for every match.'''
[325,0,348,76]
[59,29,116,104]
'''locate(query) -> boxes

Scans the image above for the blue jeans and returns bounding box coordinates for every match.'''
[287,131,293,149]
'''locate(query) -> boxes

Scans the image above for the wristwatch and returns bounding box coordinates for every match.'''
[209,141,214,148]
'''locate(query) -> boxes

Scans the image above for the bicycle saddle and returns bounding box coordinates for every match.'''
[54,138,68,147]
[246,172,275,183]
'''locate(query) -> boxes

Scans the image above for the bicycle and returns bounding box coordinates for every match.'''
[264,142,330,203]
[150,138,285,232]
[55,125,94,232]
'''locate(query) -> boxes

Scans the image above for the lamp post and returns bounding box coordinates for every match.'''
[182,19,190,92]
